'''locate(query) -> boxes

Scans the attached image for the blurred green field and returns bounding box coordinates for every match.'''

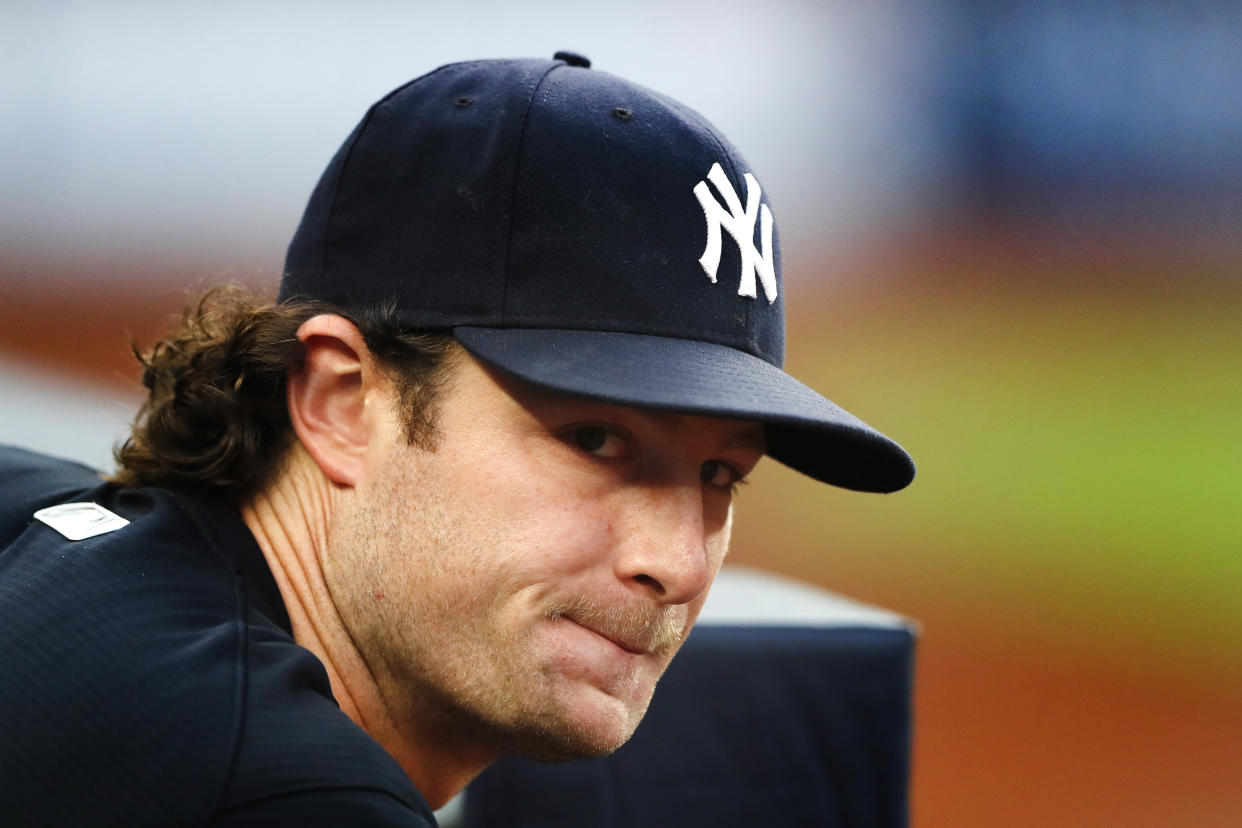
[732,277,1242,686]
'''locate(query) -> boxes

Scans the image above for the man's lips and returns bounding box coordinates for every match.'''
[570,617,652,655]
[546,596,684,657]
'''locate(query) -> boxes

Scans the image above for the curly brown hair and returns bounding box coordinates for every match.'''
[110,285,458,507]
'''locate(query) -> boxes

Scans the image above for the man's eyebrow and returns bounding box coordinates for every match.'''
[511,378,768,451]
[637,407,766,452]
[722,426,767,453]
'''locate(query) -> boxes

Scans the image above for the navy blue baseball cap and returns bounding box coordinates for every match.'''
[281,53,915,492]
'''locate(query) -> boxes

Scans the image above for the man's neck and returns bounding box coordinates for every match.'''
[239,444,492,808]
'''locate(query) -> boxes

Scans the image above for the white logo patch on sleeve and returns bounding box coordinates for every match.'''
[33,502,130,541]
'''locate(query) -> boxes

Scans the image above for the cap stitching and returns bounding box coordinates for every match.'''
[498,61,564,322]
[318,64,465,288]
[315,110,375,286]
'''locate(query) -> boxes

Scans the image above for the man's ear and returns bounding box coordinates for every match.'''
[287,314,386,487]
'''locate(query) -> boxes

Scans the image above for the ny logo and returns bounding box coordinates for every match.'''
[693,162,777,304]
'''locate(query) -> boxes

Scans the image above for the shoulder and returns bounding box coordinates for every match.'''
[0,478,253,823]
[0,444,104,545]
[0,472,433,825]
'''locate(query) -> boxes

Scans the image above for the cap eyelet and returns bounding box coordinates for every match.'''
[454,97,474,108]
[611,106,633,122]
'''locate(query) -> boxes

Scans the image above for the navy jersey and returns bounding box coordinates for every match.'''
[0,446,436,827]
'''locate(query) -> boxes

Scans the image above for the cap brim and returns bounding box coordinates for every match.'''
[453,327,915,493]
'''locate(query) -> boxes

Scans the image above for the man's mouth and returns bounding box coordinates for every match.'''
[546,597,684,656]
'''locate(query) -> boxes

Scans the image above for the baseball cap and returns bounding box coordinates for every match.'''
[280,52,915,493]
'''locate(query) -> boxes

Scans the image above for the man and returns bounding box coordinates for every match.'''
[0,53,913,825]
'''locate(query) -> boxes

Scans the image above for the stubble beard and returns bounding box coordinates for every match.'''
[326,451,677,765]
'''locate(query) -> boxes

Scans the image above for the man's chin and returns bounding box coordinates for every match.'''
[505,694,649,762]
[513,728,632,763]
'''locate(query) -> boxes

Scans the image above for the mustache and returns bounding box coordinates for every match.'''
[545,595,684,656]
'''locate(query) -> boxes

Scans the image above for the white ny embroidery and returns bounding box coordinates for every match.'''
[693,162,777,304]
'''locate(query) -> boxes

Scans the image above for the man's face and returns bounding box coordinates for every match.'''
[326,350,764,761]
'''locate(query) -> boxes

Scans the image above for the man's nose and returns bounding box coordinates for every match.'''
[613,481,712,606]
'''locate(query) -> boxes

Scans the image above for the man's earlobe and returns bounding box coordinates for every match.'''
[286,315,379,486]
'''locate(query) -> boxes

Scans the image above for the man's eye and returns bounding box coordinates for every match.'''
[701,459,744,492]
[569,426,628,459]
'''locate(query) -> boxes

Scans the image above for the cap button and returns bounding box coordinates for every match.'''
[553,51,591,68]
